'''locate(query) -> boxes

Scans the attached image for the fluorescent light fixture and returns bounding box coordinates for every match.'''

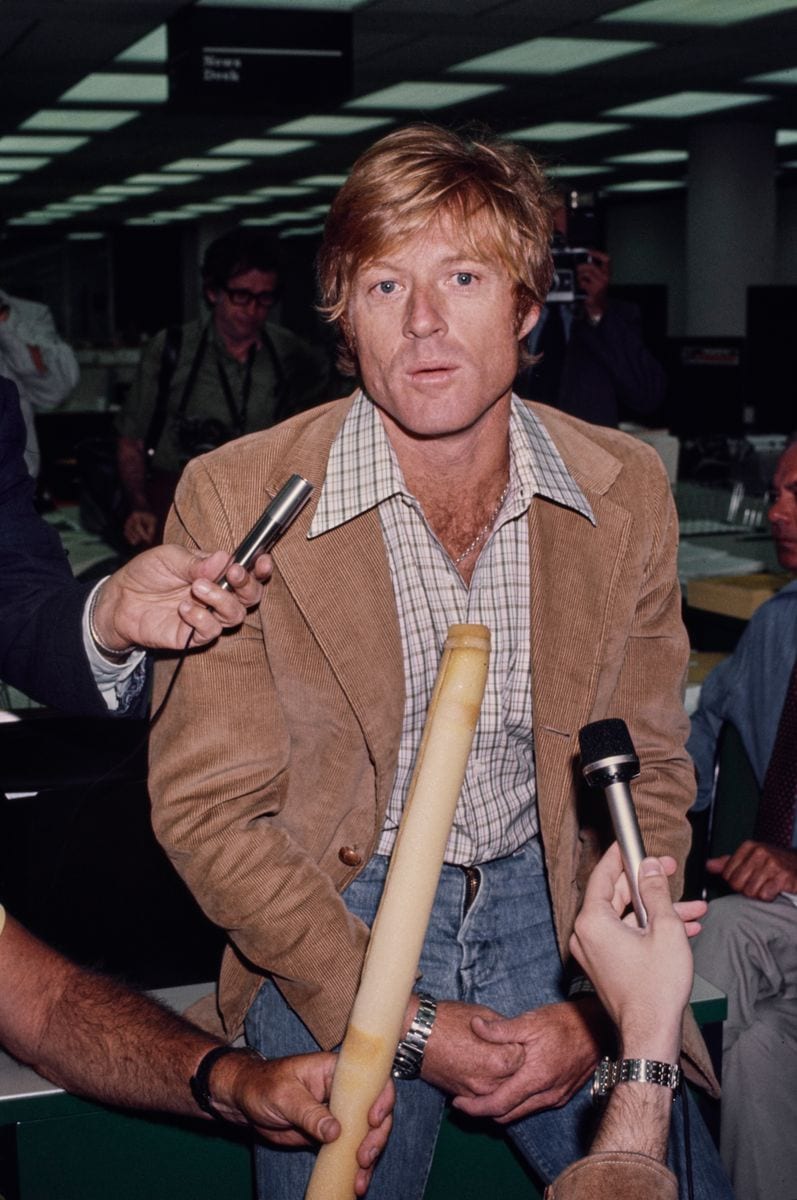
[149,211,194,221]
[21,109,139,132]
[126,173,200,185]
[66,232,106,240]
[163,157,250,172]
[601,0,797,25]
[348,81,503,110]
[750,68,797,86]
[242,215,284,226]
[298,174,348,187]
[0,174,20,184]
[179,203,230,213]
[125,216,171,226]
[0,135,88,153]
[68,194,120,205]
[604,179,685,192]
[605,91,770,118]
[549,165,613,177]
[0,156,50,171]
[781,159,797,167]
[8,217,53,226]
[777,129,797,145]
[511,122,629,141]
[116,26,167,64]
[249,185,313,197]
[451,37,655,75]
[96,184,160,196]
[216,195,265,205]
[279,224,325,238]
[60,74,168,105]
[608,149,688,163]
[209,139,314,156]
[264,210,321,221]
[269,115,391,137]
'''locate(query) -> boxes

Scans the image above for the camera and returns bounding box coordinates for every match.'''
[548,248,592,304]
[174,414,233,465]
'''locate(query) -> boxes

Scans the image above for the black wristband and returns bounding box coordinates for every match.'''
[189,1044,239,1120]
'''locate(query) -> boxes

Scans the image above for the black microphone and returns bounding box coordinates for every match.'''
[579,718,648,927]
[218,474,313,590]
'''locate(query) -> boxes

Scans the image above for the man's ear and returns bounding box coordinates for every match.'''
[204,286,218,308]
[518,302,541,341]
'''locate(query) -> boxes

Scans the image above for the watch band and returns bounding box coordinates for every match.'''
[189,1045,241,1120]
[592,1056,681,1103]
[392,992,437,1080]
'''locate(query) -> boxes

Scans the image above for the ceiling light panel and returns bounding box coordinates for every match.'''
[0,156,50,171]
[749,67,797,86]
[268,115,391,136]
[0,135,88,154]
[601,0,797,25]
[116,27,168,64]
[0,174,20,185]
[250,185,314,197]
[549,165,613,177]
[209,139,314,156]
[163,157,250,172]
[198,0,372,8]
[777,130,797,144]
[96,185,160,196]
[298,174,348,187]
[604,179,685,192]
[348,81,503,111]
[60,74,168,105]
[451,37,655,75]
[608,149,688,163]
[511,122,629,140]
[606,91,770,118]
[21,110,139,132]
[126,173,200,185]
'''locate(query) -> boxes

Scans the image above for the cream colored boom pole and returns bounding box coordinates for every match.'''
[305,624,490,1200]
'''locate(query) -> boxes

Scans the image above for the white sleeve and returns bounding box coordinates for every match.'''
[82,581,146,712]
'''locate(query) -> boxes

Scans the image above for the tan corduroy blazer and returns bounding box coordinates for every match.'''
[149,395,716,1093]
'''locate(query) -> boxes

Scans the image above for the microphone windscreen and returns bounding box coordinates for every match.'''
[578,718,636,765]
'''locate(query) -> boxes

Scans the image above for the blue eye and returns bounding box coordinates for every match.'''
[377,280,396,294]
[456,272,474,285]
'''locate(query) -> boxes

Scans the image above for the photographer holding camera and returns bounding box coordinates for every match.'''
[515,201,666,428]
[117,229,330,548]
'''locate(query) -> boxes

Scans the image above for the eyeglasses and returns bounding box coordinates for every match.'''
[223,286,278,308]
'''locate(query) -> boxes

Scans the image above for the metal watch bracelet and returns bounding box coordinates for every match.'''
[592,1056,681,1104]
[392,992,437,1080]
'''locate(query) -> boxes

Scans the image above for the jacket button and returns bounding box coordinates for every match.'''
[338,846,363,867]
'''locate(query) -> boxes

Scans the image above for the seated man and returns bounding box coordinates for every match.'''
[0,904,390,1195]
[688,439,797,1200]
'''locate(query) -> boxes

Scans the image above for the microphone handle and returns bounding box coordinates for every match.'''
[604,780,648,927]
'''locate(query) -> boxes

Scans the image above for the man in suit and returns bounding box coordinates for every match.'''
[148,125,728,1199]
[0,376,267,714]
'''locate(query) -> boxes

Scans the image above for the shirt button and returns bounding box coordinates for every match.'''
[338,846,363,867]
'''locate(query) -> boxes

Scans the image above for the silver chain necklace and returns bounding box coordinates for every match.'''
[452,481,510,565]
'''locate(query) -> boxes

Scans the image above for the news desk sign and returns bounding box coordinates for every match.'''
[167,7,353,114]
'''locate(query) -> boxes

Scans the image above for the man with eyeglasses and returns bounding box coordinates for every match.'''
[117,228,330,548]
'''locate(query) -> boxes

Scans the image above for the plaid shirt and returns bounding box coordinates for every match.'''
[309,392,594,865]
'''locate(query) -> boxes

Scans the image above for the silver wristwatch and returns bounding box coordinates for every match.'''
[592,1056,681,1103]
[392,992,437,1080]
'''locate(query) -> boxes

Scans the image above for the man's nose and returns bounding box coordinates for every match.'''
[403,286,446,338]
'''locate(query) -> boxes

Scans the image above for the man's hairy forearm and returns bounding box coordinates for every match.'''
[591,1083,673,1162]
[0,916,214,1115]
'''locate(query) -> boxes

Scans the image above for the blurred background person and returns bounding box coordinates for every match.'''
[117,228,330,548]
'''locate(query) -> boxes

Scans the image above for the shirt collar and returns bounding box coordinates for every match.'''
[309,390,594,538]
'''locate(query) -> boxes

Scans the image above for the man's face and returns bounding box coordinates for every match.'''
[346,219,538,442]
[207,268,279,344]
[769,445,797,572]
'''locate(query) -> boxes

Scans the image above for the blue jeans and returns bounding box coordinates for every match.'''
[246,841,732,1199]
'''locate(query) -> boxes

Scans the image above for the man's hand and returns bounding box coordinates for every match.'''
[211,1052,393,1196]
[123,510,158,548]
[569,845,704,1063]
[707,840,797,902]
[452,998,603,1123]
[420,1000,524,1099]
[577,249,610,322]
[91,545,271,653]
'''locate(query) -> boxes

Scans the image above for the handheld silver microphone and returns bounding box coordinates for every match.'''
[218,474,313,590]
[579,718,647,927]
